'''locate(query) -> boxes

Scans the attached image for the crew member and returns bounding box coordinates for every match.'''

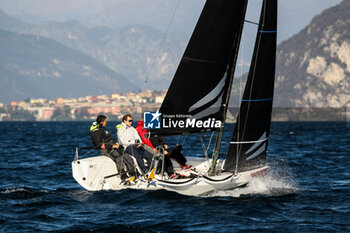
[90,115,136,179]
[136,119,190,176]
[117,114,153,174]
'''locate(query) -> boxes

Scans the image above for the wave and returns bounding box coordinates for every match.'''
[0,187,51,196]
[0,187,79,198]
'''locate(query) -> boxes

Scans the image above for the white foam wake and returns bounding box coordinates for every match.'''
[206,170,299,198]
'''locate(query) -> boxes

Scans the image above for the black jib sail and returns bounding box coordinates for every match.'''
[153,0,248,136]
[223,0,277,173]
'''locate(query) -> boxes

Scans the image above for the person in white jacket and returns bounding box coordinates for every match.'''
[117,114,153,174]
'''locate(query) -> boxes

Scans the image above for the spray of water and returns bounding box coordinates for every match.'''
[205,160,299,198]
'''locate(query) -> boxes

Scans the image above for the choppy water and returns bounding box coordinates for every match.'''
[0,122,349,232]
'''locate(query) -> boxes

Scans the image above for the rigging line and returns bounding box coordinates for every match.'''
[181,134,187,145]
[143,0,181,88]
[82,147,97,157]
[176,135,180,146]
[241,0,266,149]
[211,131,219,160]
[82,142,108,157]
[206,132,215,153]
[81,133,115,157]
[235,12,246,173]
[244,19,259,25]
[119,149,125,177]
[206,132,215,167]
[199,134,209,162]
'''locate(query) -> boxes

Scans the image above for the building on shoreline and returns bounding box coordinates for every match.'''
[1,90,348,122]
[1,90,165,121]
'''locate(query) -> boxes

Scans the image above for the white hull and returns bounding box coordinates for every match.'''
[72,156,269,196]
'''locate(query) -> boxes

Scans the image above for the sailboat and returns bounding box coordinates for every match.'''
[72,0,277,196]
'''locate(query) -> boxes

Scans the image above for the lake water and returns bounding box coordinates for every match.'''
[0,121,349,232]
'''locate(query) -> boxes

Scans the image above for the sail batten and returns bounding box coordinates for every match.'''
[182,57,220,64]
[224,0,278,173]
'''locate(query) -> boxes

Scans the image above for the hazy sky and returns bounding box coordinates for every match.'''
[0,0,342,43]
[0,0,115,22]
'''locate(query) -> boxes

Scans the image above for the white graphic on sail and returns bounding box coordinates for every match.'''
[189,76,226,113]
[192,92,223,119]
[245,132,267,160]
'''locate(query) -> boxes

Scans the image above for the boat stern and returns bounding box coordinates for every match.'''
[72,156,122,191]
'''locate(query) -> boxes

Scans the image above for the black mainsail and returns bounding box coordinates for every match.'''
[223,0,278,173]
[153,0,248,136]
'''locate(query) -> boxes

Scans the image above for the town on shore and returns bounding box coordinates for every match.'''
[0,90,165,121]
[0,89,347,122]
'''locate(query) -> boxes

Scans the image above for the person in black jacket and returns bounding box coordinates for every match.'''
[90,115,136,179]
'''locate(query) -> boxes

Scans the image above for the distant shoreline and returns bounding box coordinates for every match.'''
[0,108,348,122]
[227,107,349,123]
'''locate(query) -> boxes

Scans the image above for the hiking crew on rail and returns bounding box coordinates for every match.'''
[90,115,136,179]
[116,114,153,175]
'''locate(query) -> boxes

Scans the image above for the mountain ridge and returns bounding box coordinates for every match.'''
[0,29,137,103]
[273,0,350,107]
[1,14,187,89]
[0,1,349,107]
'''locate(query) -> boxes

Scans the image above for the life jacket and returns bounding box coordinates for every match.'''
[90,122,114,150]
[116,123,123,130]
[90,122,99,132]
[136,120,154,149]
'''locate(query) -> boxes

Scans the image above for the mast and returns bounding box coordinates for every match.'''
[208,0,248,176]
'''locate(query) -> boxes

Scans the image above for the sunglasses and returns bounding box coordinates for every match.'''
[128,119,133,122]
